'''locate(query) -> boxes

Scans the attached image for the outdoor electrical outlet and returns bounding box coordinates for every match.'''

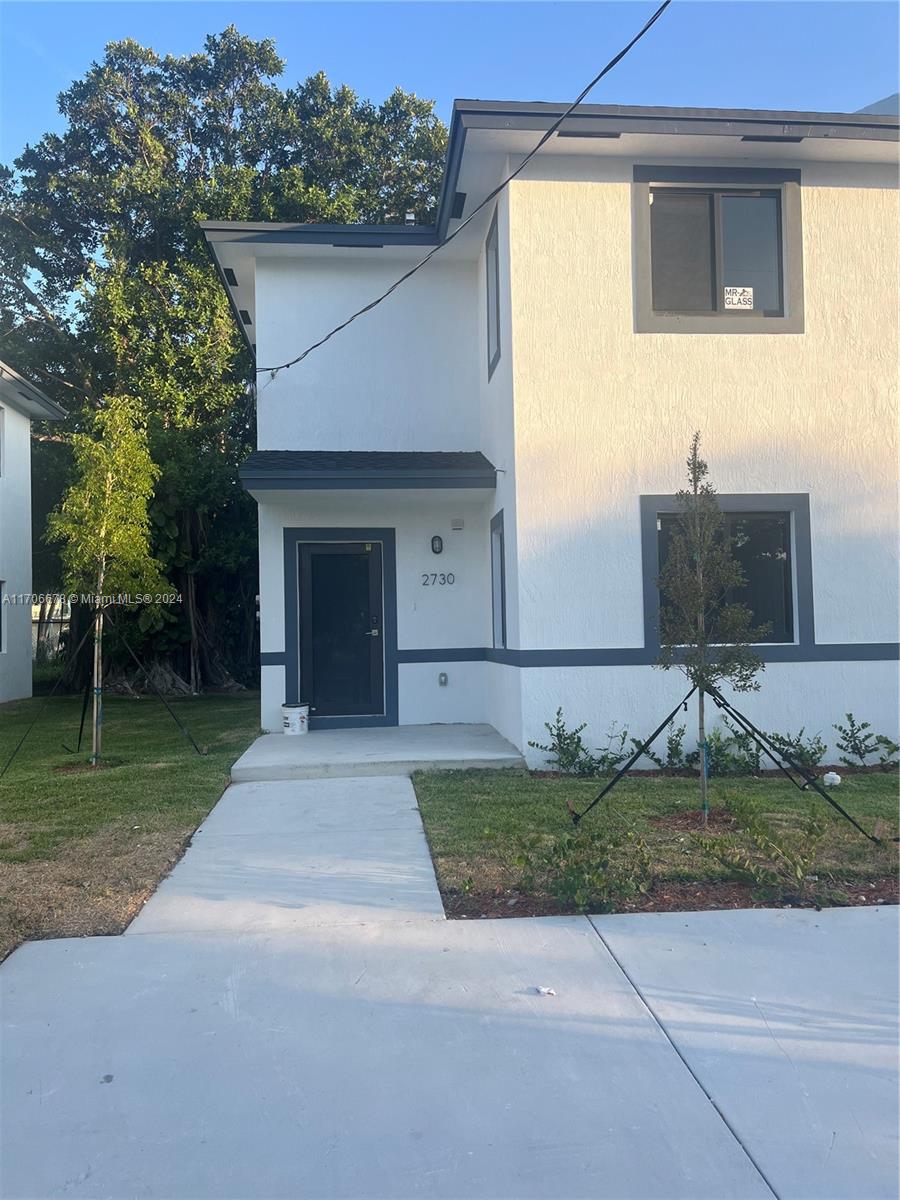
[438,672,448,687]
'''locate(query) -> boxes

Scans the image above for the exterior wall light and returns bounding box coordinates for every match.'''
[431,535,443,554]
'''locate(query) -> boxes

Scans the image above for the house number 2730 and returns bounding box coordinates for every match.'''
[421,573,455,586]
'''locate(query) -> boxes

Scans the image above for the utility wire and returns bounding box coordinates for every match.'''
[257,0,673,377]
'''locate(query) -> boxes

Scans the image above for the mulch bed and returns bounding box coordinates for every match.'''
[443,874,899,921]
[649,807,735,832]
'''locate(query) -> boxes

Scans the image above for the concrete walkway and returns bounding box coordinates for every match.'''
[128,776,445,934]
[231,723,525,781]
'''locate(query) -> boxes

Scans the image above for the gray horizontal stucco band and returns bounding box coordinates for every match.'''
[294,644,897,667]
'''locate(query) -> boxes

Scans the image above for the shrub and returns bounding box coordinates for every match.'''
[529,709,595,775]
[723,720,763,774]
[685,725,755,777]
[875,736,900,771]
[632,721,687,771]
[515,822,652,913]
[694,791,828,902]
[834,713,899,770]
[593,725,631,774]
[765,727,826,770]
[529,709,630,776]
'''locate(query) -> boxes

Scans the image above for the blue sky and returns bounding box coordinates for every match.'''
[1,1,897,163]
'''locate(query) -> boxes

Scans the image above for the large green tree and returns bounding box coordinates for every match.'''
[1,27,447,688]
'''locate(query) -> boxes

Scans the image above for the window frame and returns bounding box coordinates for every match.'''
[640,493,815,653]
[490,509,507,649]
[485,208,501,378]
[632,166,804,334]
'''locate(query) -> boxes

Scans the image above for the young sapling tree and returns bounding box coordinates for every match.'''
[49,397,164,765]
[656,433,769,822]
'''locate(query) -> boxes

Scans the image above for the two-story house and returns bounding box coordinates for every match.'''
[203,101,899,761]
[0,360,66,703]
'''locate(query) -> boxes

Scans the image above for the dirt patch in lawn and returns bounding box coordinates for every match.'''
[442,874,899,921]
[649,807,735,832]
[0,822,194,962]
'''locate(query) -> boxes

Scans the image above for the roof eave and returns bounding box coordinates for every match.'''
[0,361,67,421]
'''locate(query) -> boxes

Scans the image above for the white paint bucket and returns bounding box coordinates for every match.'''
[282,702,310,735]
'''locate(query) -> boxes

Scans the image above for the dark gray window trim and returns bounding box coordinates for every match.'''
[640,493,814,655]
[490,509,507,648]
[486,209,501,379]
[632,166,804,334]
[282,528,399,729]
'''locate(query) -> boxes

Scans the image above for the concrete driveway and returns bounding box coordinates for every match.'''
[1,762,897,1199]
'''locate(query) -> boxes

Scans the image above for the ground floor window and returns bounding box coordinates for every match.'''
[641,494,812,651]
[657,511,794,642]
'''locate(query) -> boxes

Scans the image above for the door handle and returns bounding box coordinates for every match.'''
[364,630,379,637]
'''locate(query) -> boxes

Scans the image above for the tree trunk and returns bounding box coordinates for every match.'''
[698,688,708,826]
[184,571,201,695]
[35,597,49,662]
[90,604,104,767]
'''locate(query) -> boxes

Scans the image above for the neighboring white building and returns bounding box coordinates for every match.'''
[204,101,899,760]
[0,361,66,704]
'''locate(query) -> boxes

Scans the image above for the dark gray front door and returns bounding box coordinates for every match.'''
[298,542,384,717]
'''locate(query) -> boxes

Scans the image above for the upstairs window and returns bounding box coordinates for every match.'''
[486,210,501,377]
[650,188,783,316]
[657,510,794,643]
[633,167,804,334]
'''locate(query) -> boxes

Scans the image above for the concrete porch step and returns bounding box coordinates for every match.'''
[231,723,525,782]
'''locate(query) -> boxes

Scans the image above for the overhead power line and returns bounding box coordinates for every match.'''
[257,0,673,378]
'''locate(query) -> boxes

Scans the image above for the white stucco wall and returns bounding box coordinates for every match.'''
[0,403,33,703]
[254,256,481,453]
[246,152,898,756]
[507,162,899,652]
[503,159,899,756]
[521,661,900,768]
[256,491,493,731]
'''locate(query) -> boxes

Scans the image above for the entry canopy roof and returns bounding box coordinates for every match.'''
[240,450,497,490]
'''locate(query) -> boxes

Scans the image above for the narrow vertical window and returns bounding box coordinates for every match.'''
[485,210,501,377]
[490,511,506,648]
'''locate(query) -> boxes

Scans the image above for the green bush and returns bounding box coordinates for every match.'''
[632,721,687,771]
[834,713,899,770]
[765,727,826,769]
[694,791,828,901]
[529,709,630,776]
[686,724,760,777]
[515,822,652,913]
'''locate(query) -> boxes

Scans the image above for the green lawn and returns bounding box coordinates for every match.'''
[414,769,899,916]
[0,692,259,958]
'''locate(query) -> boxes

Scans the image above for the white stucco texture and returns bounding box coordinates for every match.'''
[245,150,898,753]
[0,403,33,703]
